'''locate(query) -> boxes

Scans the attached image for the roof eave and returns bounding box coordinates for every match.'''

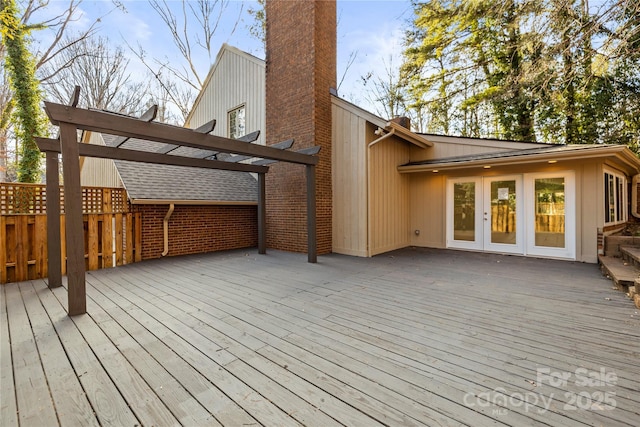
[398,145,640,173]
[384,121,433,148]
[129,198,258,206]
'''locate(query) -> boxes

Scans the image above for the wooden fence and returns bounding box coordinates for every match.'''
[0,183,140,284]
[491,205,565,233]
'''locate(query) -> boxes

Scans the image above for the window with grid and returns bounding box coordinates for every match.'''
[228,105,246,139]
[604,170,627,224]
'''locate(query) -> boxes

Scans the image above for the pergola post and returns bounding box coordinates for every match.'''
[59,122,86,315]
[45,151,62,288]
[306,165,317,263]
[258,172,266,254]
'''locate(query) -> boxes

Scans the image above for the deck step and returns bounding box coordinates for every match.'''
[598,255,638,291]
[620,246,640,267]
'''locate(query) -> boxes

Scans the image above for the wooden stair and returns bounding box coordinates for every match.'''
[599,246,640,308]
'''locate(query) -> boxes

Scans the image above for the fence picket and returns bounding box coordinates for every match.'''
[125,213,133,264]
[88,214,99,270]
[0,216,6,284]
[103,215,113,268]
[115,213,124,266]
[0,184,137,284]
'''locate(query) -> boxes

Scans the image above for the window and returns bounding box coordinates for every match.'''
[604,170,627,224]
[228,105,246,139]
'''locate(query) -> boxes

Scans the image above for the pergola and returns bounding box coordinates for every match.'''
[36,88,320,316]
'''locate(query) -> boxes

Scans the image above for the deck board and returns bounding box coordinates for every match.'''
[1,248,639,426]
[0,286,18,426]
[40,284,140,427]
[18,281,98,427]
[5,281,58,427]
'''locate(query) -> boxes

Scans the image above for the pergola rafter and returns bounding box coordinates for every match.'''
[38,89,320,316]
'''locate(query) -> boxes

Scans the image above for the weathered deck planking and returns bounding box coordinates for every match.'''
[38,284,140,426]
[17,282,98,427]
[5,280,58,426]
[0,285,18,426]
[1,248,639,426]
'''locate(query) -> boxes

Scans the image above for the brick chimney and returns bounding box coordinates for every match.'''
[265,0,336,255]
[391,116,411,130]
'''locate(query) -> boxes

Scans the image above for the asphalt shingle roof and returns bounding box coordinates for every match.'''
[101,134,257,202]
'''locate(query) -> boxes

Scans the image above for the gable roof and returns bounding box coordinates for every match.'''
[185,43,265,127]
[100,133,257,204]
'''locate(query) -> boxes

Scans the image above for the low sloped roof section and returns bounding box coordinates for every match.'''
[399,143,640,174]
[102,134,257,204]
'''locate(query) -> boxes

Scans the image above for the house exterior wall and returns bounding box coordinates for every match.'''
[133,204,257,260]
[79,132,123,188]
[406,159,607,263]
[332,101,369,256]
[409,173,446,249]
[329,95,640,263]
[368,135,411,256]
[186,45,266,145]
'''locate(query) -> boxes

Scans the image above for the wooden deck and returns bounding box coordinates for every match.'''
[1,247,638,426]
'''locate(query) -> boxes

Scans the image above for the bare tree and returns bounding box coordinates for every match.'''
[129,0,244,122]
[1,0,101,181]
[361,55,407,120]
[39,35,152,114]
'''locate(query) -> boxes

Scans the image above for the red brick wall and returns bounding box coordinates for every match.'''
[133,204,257,260]
[265,0,336,254]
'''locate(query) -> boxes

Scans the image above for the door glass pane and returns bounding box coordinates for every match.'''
[490,180,516,245]
[453,182,475,241]
[534,177,565,248]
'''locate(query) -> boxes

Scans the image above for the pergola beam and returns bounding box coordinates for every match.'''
[45,102,318,165]
[158,119,218,155]
[40,95,321,317]
[306,165,317,263]
[254,146,321,166]
[36,138,269,174]
[58,122,86,315]
[227,138,294,163]
[45,152,61,289]
[114,104,158,147]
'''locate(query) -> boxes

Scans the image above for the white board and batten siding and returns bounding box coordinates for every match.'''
[186,44,266,145]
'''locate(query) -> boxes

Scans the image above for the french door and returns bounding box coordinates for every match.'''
[447,173,575,259]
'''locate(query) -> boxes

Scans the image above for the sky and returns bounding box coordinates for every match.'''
[30,0,414,115]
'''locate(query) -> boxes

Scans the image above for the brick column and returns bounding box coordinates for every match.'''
[265,0,336,254]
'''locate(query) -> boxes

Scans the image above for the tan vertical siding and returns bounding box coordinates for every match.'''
[80,132,122,188]
[581,161,603,262]
[331,103,368,256]
[368,136,410,256]
[187,46,266,145]
[405,160,605,262]
[409,174,446,248]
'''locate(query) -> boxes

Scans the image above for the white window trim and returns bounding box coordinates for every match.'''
[524,171,576,260]
[603,168,628,226]
[228,104,246,139]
